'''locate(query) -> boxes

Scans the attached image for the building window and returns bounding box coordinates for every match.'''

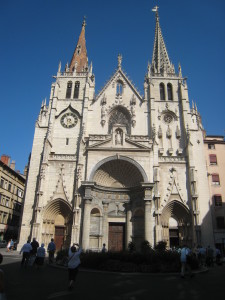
[216,217,225,229]
[4,181,7,190]
[8,182,12,192]
[159,83,165,100]
[17,188,23,198]
[116,80,123,96]
[214,195,222,207]
[66,81,72,99]
[209,154,217,165]
[208,144,215,149]
[212,174,220,185]
[167,83,173,100]
[73,81,80,99]
[5,198,9,207]
[0,178,4,188]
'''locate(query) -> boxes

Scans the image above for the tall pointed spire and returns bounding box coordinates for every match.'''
[69,17,88,73]
[151,7,175,76]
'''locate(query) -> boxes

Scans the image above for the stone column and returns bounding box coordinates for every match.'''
[125,203,132,248]
[141,183,154,246]
[144,200,152,243]
[102,201,109,248]
[82,199,92,250]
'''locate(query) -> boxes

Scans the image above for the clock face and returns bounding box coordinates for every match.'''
[60,112,78,128]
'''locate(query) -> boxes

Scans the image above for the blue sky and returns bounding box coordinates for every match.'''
[0,0,225,173]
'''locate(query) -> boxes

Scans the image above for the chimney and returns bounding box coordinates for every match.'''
[1,155,10,166]
[10,160,16,170]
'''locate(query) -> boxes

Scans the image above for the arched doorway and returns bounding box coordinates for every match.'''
[84,155,149,251]
[161,200,191,248]
[42,199,73,250]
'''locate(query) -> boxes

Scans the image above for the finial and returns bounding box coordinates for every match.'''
[58,61,61,73]
[178,63,182,77]
[82,16,86,28]
[118,54,122,68]
[152,5,159,20]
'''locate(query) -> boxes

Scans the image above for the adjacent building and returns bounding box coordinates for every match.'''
[204,135,225,254]
[18,8,214,251]
[0,155,26,241]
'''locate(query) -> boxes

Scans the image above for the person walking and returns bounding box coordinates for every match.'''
[20,240,32,268]
[47,238,56,264]
[180,244,193,278]
[101,243,107,253]
[35,243,46,268]
[30,238,39,266]
[67,243,82,290]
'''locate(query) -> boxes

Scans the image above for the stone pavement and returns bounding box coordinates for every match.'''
[1,250,225,300]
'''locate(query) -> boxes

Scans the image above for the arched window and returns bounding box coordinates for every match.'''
[73,81,80,99]
[116,80,123,96]
[108,106,131,134]
[159,83,165,100]
[66,81,72,99]
[167,83,173,100]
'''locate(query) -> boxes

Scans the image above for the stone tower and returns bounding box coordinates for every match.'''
[18,10,214,251]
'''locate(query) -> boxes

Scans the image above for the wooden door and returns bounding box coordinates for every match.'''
[108,223,125,252]
[54,226,64,250]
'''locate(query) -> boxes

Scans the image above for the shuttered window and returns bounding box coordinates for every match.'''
[212,174,220,185]
[214,195,222,207]
[209,154,217,165]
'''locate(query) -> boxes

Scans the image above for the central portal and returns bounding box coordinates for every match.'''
[108,223,125,252]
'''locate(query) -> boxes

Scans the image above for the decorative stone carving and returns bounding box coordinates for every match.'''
[115,129,123,145]
[176,125,181,138]
[166,125,172,138]
[158,125,162,138]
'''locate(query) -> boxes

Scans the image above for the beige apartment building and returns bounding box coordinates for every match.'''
[204,135,225,254]
[0,155,26,241]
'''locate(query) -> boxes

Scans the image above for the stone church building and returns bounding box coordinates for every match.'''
[19,9,214,251]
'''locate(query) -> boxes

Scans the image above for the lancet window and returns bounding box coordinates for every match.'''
[66,81,72,99]
[167,83,173,100]
[159,83,165,100]
[74,81,80,99]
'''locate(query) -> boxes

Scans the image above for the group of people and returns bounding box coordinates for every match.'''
[20,238,82,290]
[179,244,222,278]
[20,238,56,268]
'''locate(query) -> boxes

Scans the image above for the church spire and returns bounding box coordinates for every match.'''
[69,17,88,73]
[151,6,175,76]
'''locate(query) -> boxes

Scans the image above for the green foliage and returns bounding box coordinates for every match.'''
[140,240,153,254]
[154,241,167,251]
[128,241,136,253]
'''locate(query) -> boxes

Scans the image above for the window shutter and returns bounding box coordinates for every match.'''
[212,174,220,183]
[214,195,222,206]
[209,154,217,164]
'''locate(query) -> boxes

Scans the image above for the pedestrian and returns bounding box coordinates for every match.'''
[29,238,39,266]
[101,243,107,253]
[6,241,10,252]
[20,240,32,268]
[0,253,7,300]
[206,245,214,267]
[67,243,82,290]
[9,239,14,251]
[215,247,221,265]
[35,243,46,268]
[180,244,193,278]
[47,238,56,264]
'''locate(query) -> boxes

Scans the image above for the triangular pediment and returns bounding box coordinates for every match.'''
[87,134,152,150]
[95,68,143,103]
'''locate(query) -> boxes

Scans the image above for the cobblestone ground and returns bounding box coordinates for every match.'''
[1,251,225,300]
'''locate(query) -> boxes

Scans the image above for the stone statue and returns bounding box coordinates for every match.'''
[115,130,122,145]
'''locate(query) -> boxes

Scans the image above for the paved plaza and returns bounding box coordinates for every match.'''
[1,251,225,300]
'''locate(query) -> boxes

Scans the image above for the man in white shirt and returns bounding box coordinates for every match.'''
[20,240,32,267]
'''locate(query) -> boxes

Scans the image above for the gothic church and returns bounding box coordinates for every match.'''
[19,9,214,251]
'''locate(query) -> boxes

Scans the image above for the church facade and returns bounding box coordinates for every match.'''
[18,10,214,251]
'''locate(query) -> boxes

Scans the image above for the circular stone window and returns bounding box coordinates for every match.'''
[163,114,173,124]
